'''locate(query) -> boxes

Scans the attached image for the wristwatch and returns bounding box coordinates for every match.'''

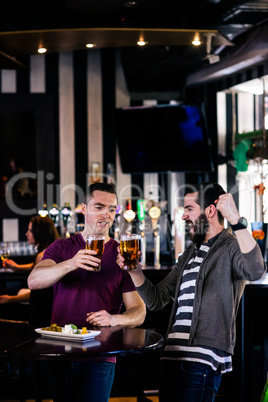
[230,217,248,231]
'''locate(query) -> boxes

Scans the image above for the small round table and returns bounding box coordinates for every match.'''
[1,325,164,359]
[0,324,164,401]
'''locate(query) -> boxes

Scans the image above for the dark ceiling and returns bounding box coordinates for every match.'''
[0,0,268,99]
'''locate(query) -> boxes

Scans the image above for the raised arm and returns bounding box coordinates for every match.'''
[216,192,258,253]
[28,249,103,290]
[28,258,72,289]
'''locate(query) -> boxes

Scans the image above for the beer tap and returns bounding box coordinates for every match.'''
[137,199,146,267]
[48,204,60,227]
[38,203,48,217]
[149,205,161,269]
[123,199,136,233]
[113,205,122,241]
[60,202,72,238]
[75,204,85,232]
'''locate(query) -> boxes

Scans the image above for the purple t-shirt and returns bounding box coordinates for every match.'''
[42,234,136,327]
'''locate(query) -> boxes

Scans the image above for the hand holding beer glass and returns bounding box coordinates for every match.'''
[120,233,139,270]
[85,234,105,271]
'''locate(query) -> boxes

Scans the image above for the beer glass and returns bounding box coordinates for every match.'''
[120,233,139,270]
[0,248,10,261]
[0,247,10,270]
[85,234,105,271]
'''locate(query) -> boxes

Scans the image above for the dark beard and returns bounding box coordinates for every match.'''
[190,213,210,248]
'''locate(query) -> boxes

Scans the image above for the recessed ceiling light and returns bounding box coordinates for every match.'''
[137,40,146,46]
[192,33,201,46]
[137,33,147,46]
[86,43,96,48]
[38,47,47,54]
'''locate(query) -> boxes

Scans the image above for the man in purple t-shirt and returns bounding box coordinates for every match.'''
[28,182,146,402]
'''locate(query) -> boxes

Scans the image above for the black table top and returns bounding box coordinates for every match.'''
[0,325,164,361]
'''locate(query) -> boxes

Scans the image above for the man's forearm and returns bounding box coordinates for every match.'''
[115,305,146,327]
[128,265,147,287]
[28,259,71,290]
[234,228,259,254]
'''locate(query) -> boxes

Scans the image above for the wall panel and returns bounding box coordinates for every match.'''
[59,52,75,210]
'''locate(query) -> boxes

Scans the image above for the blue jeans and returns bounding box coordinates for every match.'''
[160,360,222,402]
[47,361,115,402]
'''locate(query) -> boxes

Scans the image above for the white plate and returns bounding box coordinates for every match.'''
[35,328,101,342]
[35,337,101,349]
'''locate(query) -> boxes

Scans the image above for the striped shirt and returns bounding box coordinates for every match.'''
[161,239,232,374]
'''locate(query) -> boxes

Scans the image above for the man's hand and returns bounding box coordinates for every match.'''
[215,193,240,225]
[69,249,101,271]
[116,246,125,269]
[116,246,142,269]
[86,310,116,326]
[216,193,259,254]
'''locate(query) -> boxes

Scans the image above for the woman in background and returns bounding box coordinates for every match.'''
[0,215,60,325]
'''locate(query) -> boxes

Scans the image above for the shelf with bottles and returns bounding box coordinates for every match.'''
[0,241,35,257]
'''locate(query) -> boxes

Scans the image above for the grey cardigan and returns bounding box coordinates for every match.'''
[137,228,266,355]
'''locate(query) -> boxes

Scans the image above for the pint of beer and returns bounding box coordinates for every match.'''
[86,234,105,271]
[120,233,139,270]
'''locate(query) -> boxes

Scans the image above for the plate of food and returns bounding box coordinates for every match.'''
[35,323,101,342]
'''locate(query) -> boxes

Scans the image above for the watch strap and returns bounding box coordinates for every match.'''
[230,217,247,231]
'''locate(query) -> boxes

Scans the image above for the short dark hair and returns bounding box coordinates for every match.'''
[186,182,226,224]
[195,182,226,209]
[84,182,117,204]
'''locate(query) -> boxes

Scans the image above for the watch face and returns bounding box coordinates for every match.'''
[231,217,248,231]
[240,217,247,228]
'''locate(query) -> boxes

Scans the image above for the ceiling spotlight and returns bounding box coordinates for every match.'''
[137,39,146,46]
[137,33,147,46]
[38,47,47,54]
[86,43,96,48]
[192,33,201,46]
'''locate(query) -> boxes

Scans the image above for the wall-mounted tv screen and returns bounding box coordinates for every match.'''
[115,103,214,174]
